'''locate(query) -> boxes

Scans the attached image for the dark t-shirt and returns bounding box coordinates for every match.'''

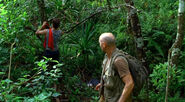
[114,56,130,78]
[46,29,62,51]
[113,56,132,102]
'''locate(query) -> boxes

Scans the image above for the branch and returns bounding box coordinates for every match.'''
[8,41,16,80]
[24,26,43,42]
[165,49,172,102]
[63,8,105,33]
[125,4,139,12]
[10,69,41,93]
[19,71,39,85]
[25,4,136,40]
[64,4,127,34]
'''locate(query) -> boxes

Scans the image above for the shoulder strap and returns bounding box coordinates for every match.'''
[99,55,108,96]
[111,50,127,65]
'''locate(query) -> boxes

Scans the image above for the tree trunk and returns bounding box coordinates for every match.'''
[165,50,172,102]
[169,0,184,67]
[165,0,184,101]
[124,0,146,65]
[8,42,16,80]
[37,0,47,22]
[36,0,47,42]
[107,0,111,10]
[124,1,149,101]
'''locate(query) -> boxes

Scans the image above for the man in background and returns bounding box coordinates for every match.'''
[36,18,63,102]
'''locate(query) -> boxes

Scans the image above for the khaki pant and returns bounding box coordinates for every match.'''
[99,95,132,102]
[99,95,105,102]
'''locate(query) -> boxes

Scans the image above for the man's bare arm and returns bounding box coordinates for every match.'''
[114,57,134,102]
[118,74,134,102]
[36,29,47,35]
[95,83,101,91]
[35,21,48,35]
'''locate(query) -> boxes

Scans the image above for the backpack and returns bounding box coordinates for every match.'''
[113,50,148,96]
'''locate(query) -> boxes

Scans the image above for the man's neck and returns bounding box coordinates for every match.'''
[52,27,58,30]
[106,46,116,59]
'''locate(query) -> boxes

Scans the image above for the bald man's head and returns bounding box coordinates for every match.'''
[99,33,116,47]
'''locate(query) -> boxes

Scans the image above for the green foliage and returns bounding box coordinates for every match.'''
[0,0,185,101]
[68,23,98,69]
[62,74,98,102]
[59,22,103,80]
[149,63,185,102]
[135,0,178,64]
[0,58,63,101]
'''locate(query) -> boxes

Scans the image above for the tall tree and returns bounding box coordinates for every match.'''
[35,0,47,42]
[107,0,111,10]
[124,0,146,66]
[165,0,184,102]
[124,1,149,101]
[37,0,47,22]
[169,0,184,67]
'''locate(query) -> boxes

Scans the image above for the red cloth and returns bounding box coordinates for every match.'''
[43,28,54,50]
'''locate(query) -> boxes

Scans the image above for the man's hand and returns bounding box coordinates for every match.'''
[41,21,50,29]
[95,83,101,91]
[35,21,49,35]
[42,21,47,26]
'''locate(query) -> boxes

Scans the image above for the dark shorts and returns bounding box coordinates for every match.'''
[44,50,60,61]
[42,50,60,73]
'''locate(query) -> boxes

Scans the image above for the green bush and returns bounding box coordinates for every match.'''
[0,58,63,101]
[149,63,185,102]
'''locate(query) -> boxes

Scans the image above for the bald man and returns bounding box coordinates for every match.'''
[95,33,134,102]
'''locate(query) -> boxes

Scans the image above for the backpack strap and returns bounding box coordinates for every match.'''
[99,55,108,96]
[107,49,129,77]
[111,50,128,67]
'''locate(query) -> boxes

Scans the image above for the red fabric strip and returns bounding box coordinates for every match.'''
[48,28,54,51]
[43,29,54,51]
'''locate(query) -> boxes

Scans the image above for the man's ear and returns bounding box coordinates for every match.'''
[102,42,107,49]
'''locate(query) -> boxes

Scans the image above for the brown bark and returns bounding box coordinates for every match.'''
[124,1,149,101]
[107,0,111,10]
[165,50,172,102]
[36,0,47,42]
[124,0,146,65]
[169,0,184,67]
[166,0,184,101]
[8,41,16,80]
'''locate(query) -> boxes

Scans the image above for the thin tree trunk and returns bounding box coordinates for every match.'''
[165,0,184,101]
[107,0,111,10]
[8,42,15,80]
[165,50,172,102]
[37,0,47,22]
[124,0,146,64]
[170,0,184,67]
[36,0,47,42]
[123,0,149,101]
